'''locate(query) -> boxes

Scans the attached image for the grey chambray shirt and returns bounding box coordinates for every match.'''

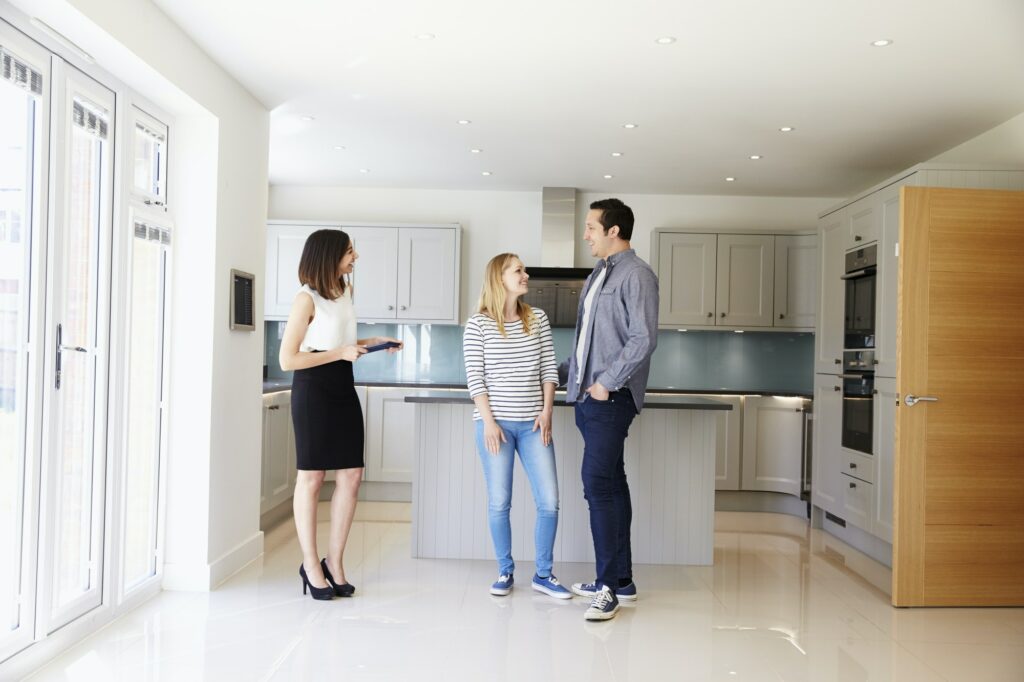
[561,248,659,413]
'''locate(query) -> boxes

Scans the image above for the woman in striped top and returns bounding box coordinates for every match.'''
[463,253,570,600]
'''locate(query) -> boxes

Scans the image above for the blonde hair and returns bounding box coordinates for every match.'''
[477,253,536,337]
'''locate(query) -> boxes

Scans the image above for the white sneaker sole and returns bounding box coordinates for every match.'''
[584,604,620,621]
[532,583,572,599]
[490,586,512,596]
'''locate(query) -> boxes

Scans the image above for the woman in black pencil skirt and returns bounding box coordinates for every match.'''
[279,229,402,600]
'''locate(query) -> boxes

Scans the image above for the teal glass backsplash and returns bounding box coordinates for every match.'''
[265,322,814,393]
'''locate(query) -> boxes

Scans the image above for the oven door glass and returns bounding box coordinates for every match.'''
[844,273,876,349]
[842,375,874,454]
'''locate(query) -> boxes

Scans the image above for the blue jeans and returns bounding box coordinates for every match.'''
[475,419,560,577]
[575,390,637,589]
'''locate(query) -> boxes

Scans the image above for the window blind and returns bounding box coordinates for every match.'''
[0,46,43,95]
[72,98,109,139]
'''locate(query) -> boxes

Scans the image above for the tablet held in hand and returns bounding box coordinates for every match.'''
[364,341,401,353]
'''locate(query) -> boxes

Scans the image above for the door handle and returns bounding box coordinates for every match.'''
[706,312,713,318]
[904,394,938,407]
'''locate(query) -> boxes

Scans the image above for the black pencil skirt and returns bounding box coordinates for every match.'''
[290,358,365,470]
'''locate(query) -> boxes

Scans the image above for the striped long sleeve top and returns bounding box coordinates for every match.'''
[463,307,559,421]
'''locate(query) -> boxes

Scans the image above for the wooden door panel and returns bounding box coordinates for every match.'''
[893,186,1024,607]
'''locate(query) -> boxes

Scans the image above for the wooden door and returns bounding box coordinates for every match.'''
[893,187,1024,606]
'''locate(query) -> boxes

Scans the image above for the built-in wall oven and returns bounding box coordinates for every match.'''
[841,245,877,350]
[842,352,874,454]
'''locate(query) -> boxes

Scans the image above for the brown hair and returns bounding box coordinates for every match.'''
[298,229,351,299]
[477,253,536,337]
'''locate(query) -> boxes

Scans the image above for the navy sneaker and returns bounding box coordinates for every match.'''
[584,586,620,621]
[571,580,638,602]
[531,574,572,599]
[490,574,514,596]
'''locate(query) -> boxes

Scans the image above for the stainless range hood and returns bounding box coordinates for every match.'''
[523,187,592,326]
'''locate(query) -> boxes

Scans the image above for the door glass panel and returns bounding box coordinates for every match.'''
[52,95,107,612]
[122,224,166,590]
[0,61,39,639]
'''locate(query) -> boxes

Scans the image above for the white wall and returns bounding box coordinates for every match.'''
[270,186,838,321]
[929,111,1024,165]
[21,0,270,589]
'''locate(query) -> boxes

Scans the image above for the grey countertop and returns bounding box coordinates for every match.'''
[263,379,809,399]
[403,390,733,411]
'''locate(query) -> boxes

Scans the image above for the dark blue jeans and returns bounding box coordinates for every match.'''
[575,390,637,590]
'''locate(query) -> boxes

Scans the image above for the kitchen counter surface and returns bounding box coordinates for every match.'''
[263,379,809,399]
[404,390,733,411]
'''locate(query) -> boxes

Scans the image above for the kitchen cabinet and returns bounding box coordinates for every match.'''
[845,199,879,251]
[265,221,461,324]
[363,387,417,483]
[656,233,717,327]
[811,373,843,515]
[710,395,743,491]
[654,231,814,330]
[814,210,846,374]
[840,473,873,531]
[874,184,900,378]
[261,391,296,515]
[872,377,897,543]
[740,396,807,496]
[716,235,775,328]
[773,234,818,329]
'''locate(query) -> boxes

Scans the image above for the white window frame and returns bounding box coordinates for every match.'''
[128,106,169,209]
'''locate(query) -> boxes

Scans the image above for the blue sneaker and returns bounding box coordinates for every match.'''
[490,574,514,596]
[584,586,619,621]
[531,574,572,599]
[571,580,638,602]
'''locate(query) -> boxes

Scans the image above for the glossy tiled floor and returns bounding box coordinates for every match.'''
[26,509,1024,681]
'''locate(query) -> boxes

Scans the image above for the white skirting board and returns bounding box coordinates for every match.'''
[411,403,717,566]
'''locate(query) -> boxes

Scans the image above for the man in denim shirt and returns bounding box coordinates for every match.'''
[560,198,659,621]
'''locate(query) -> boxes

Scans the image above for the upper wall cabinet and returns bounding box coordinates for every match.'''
[266,221,461,324]
[655,231,816,331]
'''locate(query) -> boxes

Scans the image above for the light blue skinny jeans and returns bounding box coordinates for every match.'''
[475,419,560,577]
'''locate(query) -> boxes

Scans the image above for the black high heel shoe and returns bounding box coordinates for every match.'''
[321,558,356,597]
[299,563,334,600]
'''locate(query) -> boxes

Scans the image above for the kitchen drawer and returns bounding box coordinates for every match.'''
[841,472,873,531]
[841,449,874,484]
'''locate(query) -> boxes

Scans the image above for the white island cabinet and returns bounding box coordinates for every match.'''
[407,392,731,566]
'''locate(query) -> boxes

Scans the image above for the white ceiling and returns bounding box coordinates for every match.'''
[153,0,1024,197]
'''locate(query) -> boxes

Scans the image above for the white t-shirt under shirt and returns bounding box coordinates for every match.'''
[574,264,607,385]
[463,307,559,421]
[298,284,357,352]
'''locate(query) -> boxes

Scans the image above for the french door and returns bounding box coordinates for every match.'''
[36,60,114,635]
[0,20,115,659]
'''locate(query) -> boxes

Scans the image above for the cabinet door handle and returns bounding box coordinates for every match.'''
[834,358,841,365]
[387,305,394,311]
[706,312,713,318]
[833,386,841,392]
[778,313,785,319]
[849,462,857,469]
[720,312,726,318]
[267,405,280,411]
[400,305,407,311]
[849,482,857,488]
[854,235,863,242]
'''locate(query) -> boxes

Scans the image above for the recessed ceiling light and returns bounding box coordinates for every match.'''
[871,39,893,47]
[458,119,471,125]
[749,154,762,160]
[622,123,638,129]
[470,148,482,154]
[779,126,795,132]
[417,33,436,40]
[301,115,315,121]
[611,152,623,157]
[656,37,676,44]
[481,171,492,176]
[603,174,613,179]
[725,177,736,182]
[359,168,369,173]
[333,145,345,151]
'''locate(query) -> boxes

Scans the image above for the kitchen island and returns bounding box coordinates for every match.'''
[405,391,731,566]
